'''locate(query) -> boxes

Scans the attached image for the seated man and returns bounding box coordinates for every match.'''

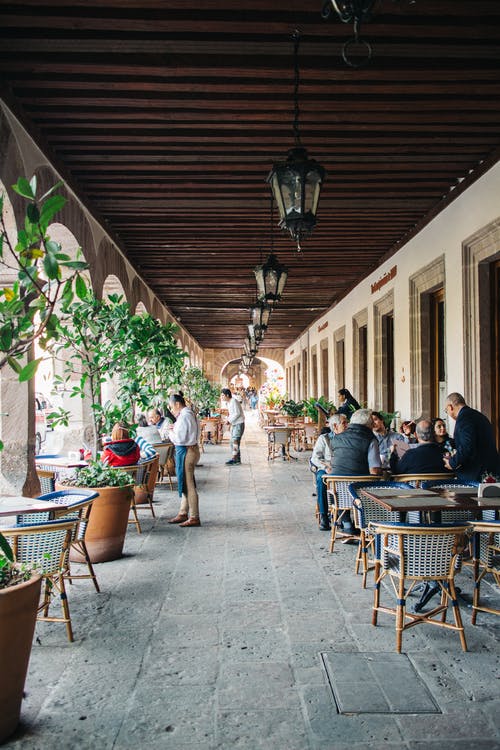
[330,408,383,533]
[311,413,348,531]
[372,411,405,469]
[148,406,175,440]
[389,418,452,475]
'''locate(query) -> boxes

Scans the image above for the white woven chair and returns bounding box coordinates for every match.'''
[3,519,78,642]
[16,489,100,593]
[370,521,470,653]
[471,520,500,624]
[349,481,413,588]
[323,475,377,552]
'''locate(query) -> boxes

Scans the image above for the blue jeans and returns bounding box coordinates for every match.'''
[230,422,245,459]
[316,469,329,516]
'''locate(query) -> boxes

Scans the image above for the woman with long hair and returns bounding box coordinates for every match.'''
[101,423,141,467]
[337,388,361,419]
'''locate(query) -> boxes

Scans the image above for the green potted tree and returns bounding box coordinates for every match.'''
[181,366,220,416]
[281,398,304,419]
[0,533,42,742]
[0,175,88,740]
[57,462,134,563]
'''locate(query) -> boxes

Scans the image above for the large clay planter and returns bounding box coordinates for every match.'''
[0,575,42,743]
[57,484,133,563]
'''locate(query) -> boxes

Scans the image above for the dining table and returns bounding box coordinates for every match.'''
[35,456,88,469]
[359,486,500,521]
[0,495,72,529]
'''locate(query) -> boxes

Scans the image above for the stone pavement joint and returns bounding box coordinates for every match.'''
[5,410,500,749]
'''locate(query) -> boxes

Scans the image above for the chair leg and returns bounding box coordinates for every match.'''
[58,577,74,643]
[372,562,381,625]
[448,578,467,651]
[329,508,340,552]
[72,539,100,593]
[129,501,142,533]
[396,577,406,653]
[471,557,482,625]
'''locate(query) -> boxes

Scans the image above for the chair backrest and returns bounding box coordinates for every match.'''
[370,521,470,578]
[420,479,479,521]
[18,489,99,538]
[478,482,500,497]
[349,481,414,528]
[270,427,291,446]
[37,468,56,494]
[392,473,455,487]
[121,457,157,490]
[3,519,77,575]
[323,475,378,509]
[471,520,500,567]
[151,442,170,465]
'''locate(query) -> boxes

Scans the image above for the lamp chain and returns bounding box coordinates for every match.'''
[292,29,301,148]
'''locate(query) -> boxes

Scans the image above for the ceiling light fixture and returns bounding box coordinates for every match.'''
[267,30,325,251]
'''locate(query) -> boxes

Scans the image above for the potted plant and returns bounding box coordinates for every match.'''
[281,398,304,418]
[0,533,42,742]
[302,396,336,423]
[181,366,220,416]
[57,462,133,563]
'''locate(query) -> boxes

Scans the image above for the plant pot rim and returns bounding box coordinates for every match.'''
[0,573,42,596]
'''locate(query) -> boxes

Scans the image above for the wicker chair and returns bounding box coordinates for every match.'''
[471,520,500,624]
[121,456,159,531]
[3,519,78,642]
[370,521,470,653]
[267,427,292,461]
[153,442,176,490]
[16,489,100,592]
[323,474,379,552]
[36,468,56,494]
[420,479,479,522]
[348,481,413,588]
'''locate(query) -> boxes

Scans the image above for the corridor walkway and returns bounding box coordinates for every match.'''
[7,411,500,749]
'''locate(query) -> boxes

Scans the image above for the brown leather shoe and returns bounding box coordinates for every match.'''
[168,513,188,524]
[179,517,201,527]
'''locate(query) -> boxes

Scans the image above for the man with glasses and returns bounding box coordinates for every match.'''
[443,392,500,481]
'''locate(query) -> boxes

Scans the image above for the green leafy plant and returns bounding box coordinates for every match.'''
[50,293,186,456]
[181,366,220,415]
[264,388,283,410]
[379,410,400,429]
[58,460,133,488]
[0,532,38,590]
[302,396,336,421]
[0,176,88,379]
[281,398,304,417]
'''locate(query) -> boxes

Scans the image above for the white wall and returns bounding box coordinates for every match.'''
[285,160,500,418]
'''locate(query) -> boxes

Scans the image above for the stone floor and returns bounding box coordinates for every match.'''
[6,411,500,749]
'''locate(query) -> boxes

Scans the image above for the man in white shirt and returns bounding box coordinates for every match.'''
[167,393,201,527]
[222,387,245,465]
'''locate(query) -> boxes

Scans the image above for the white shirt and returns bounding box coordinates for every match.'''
[227,397,245,425]
[168,407,199,446]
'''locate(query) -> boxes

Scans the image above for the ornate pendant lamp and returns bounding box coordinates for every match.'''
[267,30,325,251]
[241,354,253,369]
[251,300,272,330]
[253,252,288,305]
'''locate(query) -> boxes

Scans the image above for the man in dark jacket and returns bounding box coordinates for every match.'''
[443,392,500,481]
[390,419,451,475]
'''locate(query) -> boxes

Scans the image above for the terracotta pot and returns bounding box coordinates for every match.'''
[0,575,42,743]
[57,484,133,563]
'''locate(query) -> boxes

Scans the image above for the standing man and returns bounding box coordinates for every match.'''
[443,392,500,481]
[167,393,201,527]
[222,387,245,465]
[311,413,348,530]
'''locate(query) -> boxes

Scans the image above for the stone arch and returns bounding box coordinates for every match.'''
[102,273,126,300]
[135,301,148,315]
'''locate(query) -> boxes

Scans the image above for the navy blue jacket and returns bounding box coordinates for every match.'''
[449,405,500,481]
[391,442,450,475]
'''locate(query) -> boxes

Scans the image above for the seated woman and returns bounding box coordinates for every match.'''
[101,423,141,467]
[400,420,417,444]
[432,417,455,454]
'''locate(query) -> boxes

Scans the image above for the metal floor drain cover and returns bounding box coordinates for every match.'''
[321,651,441,715]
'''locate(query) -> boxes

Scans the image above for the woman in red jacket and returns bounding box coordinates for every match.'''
[101,423,140,467]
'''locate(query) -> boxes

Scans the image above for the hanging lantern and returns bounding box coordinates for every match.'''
[267,30,326,250]
[251,300,272,330]
[253,253,288,304]
[267,146,325,250]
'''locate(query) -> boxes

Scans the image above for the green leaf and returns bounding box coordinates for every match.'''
[0,325,13,352]
[39,195,66,229]
[0,533,14,562]
[43,252,60,280]
[61,260,88,271]
[18,357,42,382]
[39,180,63,202]
[29,175,37,196]
[75,274,88,300]
[45,240,61,255]
[7,356,22,374]
[12,177,35,200]
[26,203,40,224]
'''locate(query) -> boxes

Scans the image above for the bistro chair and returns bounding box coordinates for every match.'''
[36,468,56,494]
[154,442,176,490]
[323,474,379,552]
[420,479,479,522]
[370,521,470,653]
[301,423,318,452]
[267,426,292,461]
[121,456,159,531]
[470,520,500,624]
[348,481,413,588]
[3,518,78,642]
[17,489,100,593]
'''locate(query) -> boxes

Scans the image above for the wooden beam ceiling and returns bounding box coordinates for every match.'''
[1,0,499,350]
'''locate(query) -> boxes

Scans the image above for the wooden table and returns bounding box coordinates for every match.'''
[359,486,500,518]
